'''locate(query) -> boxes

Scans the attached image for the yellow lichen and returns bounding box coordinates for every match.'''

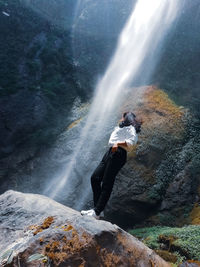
[190,203,200,225]
[121,86,186,166]
[67,118,82,130]
[43,228,93,265]
[142,86,185,136]
[33,216,54,235]
[99,248,122,267]
[145,86,183,118]
[62,224,73,231]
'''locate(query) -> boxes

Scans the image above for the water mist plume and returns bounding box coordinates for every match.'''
[44,0,180,208]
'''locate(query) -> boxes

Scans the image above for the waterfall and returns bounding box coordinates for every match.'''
[44,0,180,208]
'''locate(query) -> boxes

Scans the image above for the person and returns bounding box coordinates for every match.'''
[81,111,141,219]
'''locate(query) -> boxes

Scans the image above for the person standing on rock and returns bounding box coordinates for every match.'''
[81,111,141,219]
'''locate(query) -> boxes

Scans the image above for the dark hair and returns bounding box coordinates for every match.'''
[119,111,142,133]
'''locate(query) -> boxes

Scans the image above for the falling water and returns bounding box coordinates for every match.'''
[44,0,180,208]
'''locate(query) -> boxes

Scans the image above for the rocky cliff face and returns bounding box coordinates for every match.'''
[106,86,200,227]
[152,0,200,119]
[0,0,134,189]
[1,85,199,230]
[1,0,200,232]
[0,190,170,267]
[0,0,80,172]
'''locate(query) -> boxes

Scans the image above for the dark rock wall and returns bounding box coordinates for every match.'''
[152,0,200,118]
[0,0,134,187]
[0,0,79,160]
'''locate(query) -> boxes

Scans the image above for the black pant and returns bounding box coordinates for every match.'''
[91,146,127,215]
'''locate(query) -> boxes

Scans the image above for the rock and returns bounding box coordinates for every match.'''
[179,261,200,267]
[0,190,170,267]
[106,86,200,227]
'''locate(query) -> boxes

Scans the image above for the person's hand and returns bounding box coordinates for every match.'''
[112,143,118,152]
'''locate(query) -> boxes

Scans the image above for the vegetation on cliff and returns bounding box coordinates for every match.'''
[129,225,200,266]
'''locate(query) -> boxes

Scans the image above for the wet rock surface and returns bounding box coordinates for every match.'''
[0,190,170,267]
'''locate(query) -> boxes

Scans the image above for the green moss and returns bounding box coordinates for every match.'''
[129,225,200,264]
[129,226,170,249]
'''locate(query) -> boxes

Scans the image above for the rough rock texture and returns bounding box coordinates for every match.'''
[0,0,134,195]
[180,262,200,267]
[0,190,170,267]
[0,0,81,184]
[106,86,200,227]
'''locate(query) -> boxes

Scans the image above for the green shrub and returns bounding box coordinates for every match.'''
[129,225,200,264]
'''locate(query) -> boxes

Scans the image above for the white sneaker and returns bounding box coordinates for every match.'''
[81,209,100,220]
[80,209,93,215]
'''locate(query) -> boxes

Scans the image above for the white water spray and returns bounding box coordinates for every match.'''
[44,0,180,207]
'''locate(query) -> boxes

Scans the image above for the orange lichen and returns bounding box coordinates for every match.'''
[67,118,82,130]
[99,248,122,267]
[142,86,185,136]
[33,216,54,235]
[47,228,127,266]
[190,203,200,225]
[62,224,73,231]
[142,86,184,132]
[145,86,183,118]
[122,86,185,141]
[43,229,93,265]
[150,259,155,267]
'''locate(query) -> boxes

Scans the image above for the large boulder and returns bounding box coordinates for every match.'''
[106,86,200,227]
[0,190,170,267]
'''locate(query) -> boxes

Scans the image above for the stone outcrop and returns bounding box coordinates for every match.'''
[106,86,200,227]
[0,190,170,267]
